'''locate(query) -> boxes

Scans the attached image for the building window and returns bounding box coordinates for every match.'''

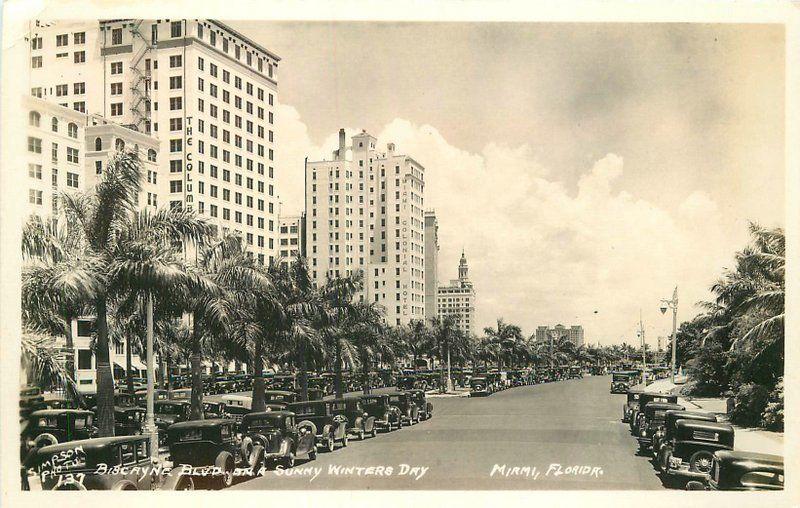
[27,137,42,153]
[28,111,40,127]
[56,34,68,46]
[111,61,123,74]
[95,161,102,174]
[94,137,102,151]
[74,51,85,63]
[77,349,92,370]
[73,32,85,44]
[115,138,125,151]
[67,123,78,138]
[28,189,43,205]
[31,87,43,98]
[28,164,42,179]
[169,54,182,67]
[73,101,86,113]
[31,36,42,49]
[169,76,182,89]
[66,172,79,188]
[171,21,182,38]
[169,117,182,131]
[73,82,85,94]
[31,56,42,68]
[112,28,123,45]
[55,84,68,96]
[67,147,79,163]
[111,102,123,116]
[111,82,123,95]
[147,149,157,162]
[170,139,183,152]
[170,180,183,193]
[170,160,182,172]
[169,97,182,110]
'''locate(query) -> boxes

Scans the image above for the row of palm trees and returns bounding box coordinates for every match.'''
[21,150,639,438]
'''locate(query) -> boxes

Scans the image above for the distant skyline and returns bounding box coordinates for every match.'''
[232,21,785,345]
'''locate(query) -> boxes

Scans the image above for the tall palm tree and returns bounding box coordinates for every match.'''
[347,301,386,394]
[319,272,362,398]
[482,318,523,370]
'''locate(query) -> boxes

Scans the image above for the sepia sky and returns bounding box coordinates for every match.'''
[232,21,785,346]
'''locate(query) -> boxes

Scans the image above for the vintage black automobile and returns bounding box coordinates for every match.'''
[387,391,420,425]
[329,397,377,440]
[170,388,192,401]
[360,394,402,432]
[652,410,717,458]
[33,435,193,490]
[486,372,503,391]
[630,393,679,433]
[262,390,298,408]
[636,402,685,451]
[24,409,97,447]
[154,400,191,443]
[568,366,583,379]
[470,376,491,397]
[622,389,644,423]
[135,388,169,406]
[272,374,297,392]
[307,387,326,401]
[660,420,734,482]
[686,451,784,491]
[286,400,349,452]
[408,389,433,420]
[610,371,637,394]
[203,401,228,419]
[167,419,243,489]
[239,411,317,469]
[397,374,417,391]
[114,406,146,436]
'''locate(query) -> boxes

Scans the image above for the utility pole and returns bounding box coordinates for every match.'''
[660,287,679,384]
[639,310,647,386]
[145,292,158,459]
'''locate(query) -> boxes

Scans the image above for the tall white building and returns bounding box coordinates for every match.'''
[27,19,281,264]
[277,214,305,270]
[424,211,439,322]
[536,324,584,348]
[437,251,476,335]
[305,129,426,326]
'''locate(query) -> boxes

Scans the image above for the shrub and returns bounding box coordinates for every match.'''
[729,383,770,427]
[685,341,729,396]
[761,377,784,431]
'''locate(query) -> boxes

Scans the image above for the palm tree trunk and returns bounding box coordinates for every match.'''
[125,334,134,394]
[64,315,75,383]
[166,353,173,398]
[94,297,115,437]
[334,338,343,399]
[189,314,204,420]
[299,343,309,402]
[362,354,370,395]
[252,338,266,412]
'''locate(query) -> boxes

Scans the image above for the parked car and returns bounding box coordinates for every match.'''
[114,406,146,436]
[622,389,644,423]
[397,374,417,391]
[203,401,227,419]
[170,388,192,401]
[386,391,419,425]
[360,394,402,432]
[329,397,377,440]
[408,389,434,420]
[630,393,678,433]
[33,435,193,490]
[20,386,47,419]
[636,402,685,452]
[167,419,242,489]
[24,409,96,447]
[470,376,490,397]
[686,451,784,491]
[154,400,191,444]
[286,400,349,452]
[610,371,637,394]
[135,389,169,406]
[240,411,317,469]
[262,390,298,408]
[652,410,717,459]
[659,420,734,483]
[568,366,583,379]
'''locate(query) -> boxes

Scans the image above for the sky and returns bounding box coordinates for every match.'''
[231,21,785,347]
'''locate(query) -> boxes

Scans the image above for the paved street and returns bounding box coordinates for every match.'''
[230,375,664,490]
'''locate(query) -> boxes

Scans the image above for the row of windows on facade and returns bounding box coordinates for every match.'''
[197,56,273,102]
[28,111,79,138]
[27,137,79,163]
[30,31,86,50]
[194,113,273,141]
[172,180,272,212]
[31,50,85,68]
[28,163,79,186]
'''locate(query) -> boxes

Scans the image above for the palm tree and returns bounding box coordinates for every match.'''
[482,318,523,370]
[347,301,386,394]
[319,272,362,398]
[430,316,459,392]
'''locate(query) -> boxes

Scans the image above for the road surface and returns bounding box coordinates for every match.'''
[228,374,666,490]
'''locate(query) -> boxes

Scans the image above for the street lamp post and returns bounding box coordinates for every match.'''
[145,292,159,459]
[660,287,679,384]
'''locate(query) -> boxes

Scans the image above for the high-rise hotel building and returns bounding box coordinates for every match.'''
[305,129,426,326]
[437,251,476,335]
[26,19,281,264]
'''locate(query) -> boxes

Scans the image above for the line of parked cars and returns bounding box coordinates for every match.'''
[21,384,435,491]
[619,387,784,491]
[467,366,584,397]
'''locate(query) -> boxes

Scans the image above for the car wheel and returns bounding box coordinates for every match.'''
[215,451,235,489]
[689,450,714,474]
[173,474,195,491]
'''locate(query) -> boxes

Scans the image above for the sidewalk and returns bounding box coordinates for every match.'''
[643,378,784,456]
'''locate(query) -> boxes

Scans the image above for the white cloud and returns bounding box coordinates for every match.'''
[275,104,735,345]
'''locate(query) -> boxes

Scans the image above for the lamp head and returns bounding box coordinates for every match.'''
[659,305,668,314]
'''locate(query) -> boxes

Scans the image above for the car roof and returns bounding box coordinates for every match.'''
[264,390,296,396]
[155,399,191,405]
[245,410,293,419]
[30,409,93,417]
[715,450,783,466]
[645,402,684,411]
[168,418,236,429]
[675,419,733,432]
[37,435,149,454]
